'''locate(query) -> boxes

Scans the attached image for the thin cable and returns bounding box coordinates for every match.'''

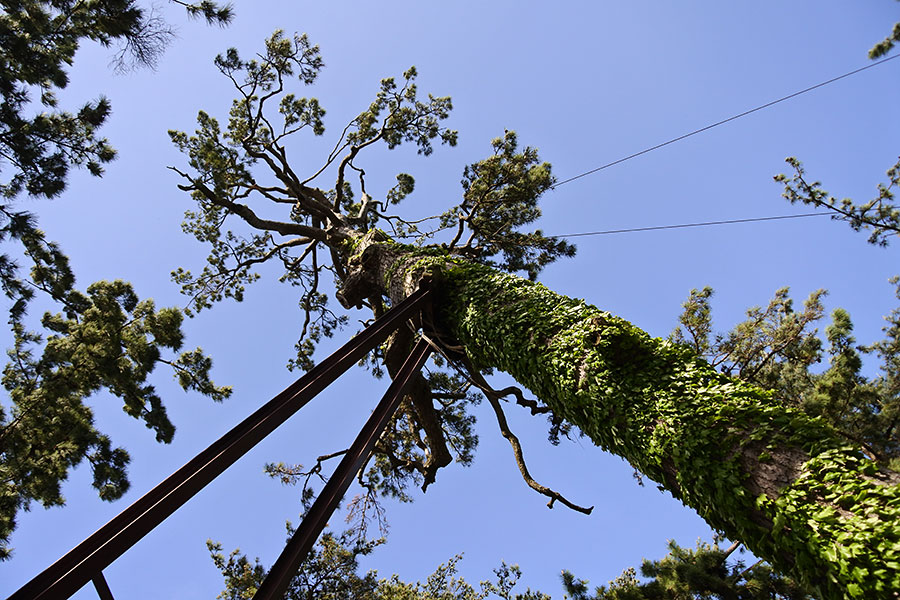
[555,212,829,238]
[551,53,900,189]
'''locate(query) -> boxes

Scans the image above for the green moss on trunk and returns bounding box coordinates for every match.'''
[410,257,900,600]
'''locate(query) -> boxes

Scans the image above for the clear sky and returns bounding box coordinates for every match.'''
[4,2,899,598]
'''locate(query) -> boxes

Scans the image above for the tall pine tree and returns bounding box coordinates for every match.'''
[166,30,900,598]
[0,0,233,559]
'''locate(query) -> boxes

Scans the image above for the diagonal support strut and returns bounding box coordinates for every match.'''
[253,338,433,600]
[9,287,432,600]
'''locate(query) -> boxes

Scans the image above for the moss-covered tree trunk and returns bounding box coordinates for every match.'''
[342,240,900,600]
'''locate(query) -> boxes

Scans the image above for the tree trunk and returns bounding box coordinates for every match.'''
[344,240,900,600]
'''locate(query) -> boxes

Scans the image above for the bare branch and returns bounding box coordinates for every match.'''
[431,347,593,515]
[509,388,552,414]
[301,121,355,186]
[241,145,339,224]
[170,167,334,241]
[477,370,593,514]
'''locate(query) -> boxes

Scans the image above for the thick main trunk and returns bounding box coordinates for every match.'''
[343,242,900,600]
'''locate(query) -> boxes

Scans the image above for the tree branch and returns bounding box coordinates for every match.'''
[461,358,593,515]
[170,167,335,241]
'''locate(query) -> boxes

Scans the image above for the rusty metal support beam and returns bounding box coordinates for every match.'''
[91,572,115,600]
[253,337,433,600]
[8,287,431,600]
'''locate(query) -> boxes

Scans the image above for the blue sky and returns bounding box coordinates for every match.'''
[4,2,900,598]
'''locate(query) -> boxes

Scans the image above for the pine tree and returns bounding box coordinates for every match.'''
[166,31,900,599]
[559,282,900,600]
[0,0,233,559]
[207,465,549,600]
[560,540,811,600]
[772,11,900,248]
[554,14,900,597]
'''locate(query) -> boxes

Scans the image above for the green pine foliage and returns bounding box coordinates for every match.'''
[774,157,900,247]
[774,11,899,247]
[440,130,575,281]
[0,0,232,199]
[207,468,549,600]
[0,0,234,559]
[208,531,383,600]
[0,279,230,557]
[561,541,810,600]
[670,287,900,470]
[208,480,811,599]
[210,539,548,600]
[868,3,900,59]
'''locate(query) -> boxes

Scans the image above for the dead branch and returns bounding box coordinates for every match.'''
[453,354,592,515]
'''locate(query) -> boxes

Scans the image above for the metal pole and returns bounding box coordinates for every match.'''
[8,288,431,600]
[91,572,115,600]
[253,338,433,600]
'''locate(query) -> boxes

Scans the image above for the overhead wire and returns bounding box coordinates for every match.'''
[554,212,830,238]
[550,53,900,190]
[541,53,899,239]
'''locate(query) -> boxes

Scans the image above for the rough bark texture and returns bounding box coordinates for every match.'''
[343,240,900,600]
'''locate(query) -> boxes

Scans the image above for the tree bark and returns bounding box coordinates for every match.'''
[344,240,900,600]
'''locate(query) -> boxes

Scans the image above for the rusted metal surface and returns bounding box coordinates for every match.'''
[253,338,433,600]
[8,287,431,600]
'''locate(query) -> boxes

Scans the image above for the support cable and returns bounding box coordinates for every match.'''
[554,212,828,238]
[551,53,900,189]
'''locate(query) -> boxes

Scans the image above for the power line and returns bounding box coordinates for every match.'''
[551,53,900,189]
[554,212,829,238]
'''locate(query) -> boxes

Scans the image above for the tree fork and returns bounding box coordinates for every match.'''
[342,240,900,599]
